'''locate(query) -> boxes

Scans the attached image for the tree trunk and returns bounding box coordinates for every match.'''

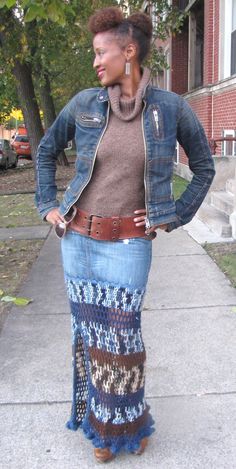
[39,72,69,166]
[12,60,44,162]
[39,72,56,128]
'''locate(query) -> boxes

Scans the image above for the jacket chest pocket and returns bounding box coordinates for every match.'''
[147,104,177,147]
[148,104,164,140]
[76,112,105,128]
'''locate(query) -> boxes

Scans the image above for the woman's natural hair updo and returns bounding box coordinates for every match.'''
[88,6,153,64]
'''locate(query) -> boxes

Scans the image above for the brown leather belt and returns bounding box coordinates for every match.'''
[68,208,150,241]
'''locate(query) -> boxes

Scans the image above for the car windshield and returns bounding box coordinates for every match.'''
[15,136,29,143]
[0,140,3,149]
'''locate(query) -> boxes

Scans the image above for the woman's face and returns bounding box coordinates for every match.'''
[93,32,127,86]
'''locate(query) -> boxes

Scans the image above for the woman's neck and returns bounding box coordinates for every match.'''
[120,67,142,99]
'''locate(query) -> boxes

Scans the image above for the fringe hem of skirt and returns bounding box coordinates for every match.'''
[66,414,155,455]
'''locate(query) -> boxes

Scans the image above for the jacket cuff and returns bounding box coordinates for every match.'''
[165,218,182,233]
[37,200,60,220]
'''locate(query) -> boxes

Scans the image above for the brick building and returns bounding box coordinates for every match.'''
[172,0,235,167]
[145,0,236,237]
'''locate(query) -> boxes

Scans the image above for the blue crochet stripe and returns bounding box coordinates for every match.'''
[90,396,147,424]
[65,277,145,312]
[70,300,141,330]
[70,301,144,355]
[80,319,144,354]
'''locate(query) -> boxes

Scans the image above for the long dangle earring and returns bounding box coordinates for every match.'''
[125,61,131,75]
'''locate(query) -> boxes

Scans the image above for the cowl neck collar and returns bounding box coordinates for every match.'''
[108,67,151,121]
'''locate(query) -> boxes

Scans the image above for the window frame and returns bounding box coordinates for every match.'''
[222,129,236,156]
[219,0,236,79]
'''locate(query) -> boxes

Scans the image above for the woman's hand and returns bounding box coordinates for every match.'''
[134,209,168,233]
[45,208,64,226]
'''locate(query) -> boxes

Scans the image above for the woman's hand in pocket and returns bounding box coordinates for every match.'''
[134,209,168,233]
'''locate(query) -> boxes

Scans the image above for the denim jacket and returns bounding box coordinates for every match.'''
[35,84,215,232]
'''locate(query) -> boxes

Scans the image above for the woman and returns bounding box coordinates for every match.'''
[35,6,215,463]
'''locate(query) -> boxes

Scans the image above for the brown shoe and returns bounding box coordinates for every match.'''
[132,437,149,455]
[94,447,115,463]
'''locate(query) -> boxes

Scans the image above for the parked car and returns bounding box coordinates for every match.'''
[0,139,18,169]
[11,134,31,158]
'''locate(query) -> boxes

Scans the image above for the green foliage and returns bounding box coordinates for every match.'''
[0,70,19,124]
[0,0,186,119]
[120,0,186,74]
[0,0,75,25]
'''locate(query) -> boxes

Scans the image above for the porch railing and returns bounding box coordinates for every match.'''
[208,137,236,213]
[209,137,236,155]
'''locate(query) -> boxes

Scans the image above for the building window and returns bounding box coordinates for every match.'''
[231,0,236,75]
[164,48,171,90]
[179,0,189,10]
[143,0,173,30]
[188,0,204,90]
[220,0,236,79]
[156,48,171,90]
[222,129,236,156]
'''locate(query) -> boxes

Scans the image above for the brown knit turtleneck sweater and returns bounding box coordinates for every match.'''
[76,68,151,217]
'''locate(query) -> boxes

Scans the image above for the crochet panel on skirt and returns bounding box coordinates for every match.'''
[65,277,155,455]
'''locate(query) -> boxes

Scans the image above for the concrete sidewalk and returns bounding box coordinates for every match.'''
[0,225,51,241]
[1,227,236,469]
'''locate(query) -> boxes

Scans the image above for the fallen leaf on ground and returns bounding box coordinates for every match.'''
[1,295,16,302]
[14,297,33,306]
[1,295,33,306]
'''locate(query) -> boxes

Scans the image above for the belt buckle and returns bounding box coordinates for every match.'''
[88,213,106,239]
[89,215,121,240]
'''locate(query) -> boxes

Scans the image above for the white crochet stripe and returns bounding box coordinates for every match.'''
[80,321,144,354]
[65,278,145,312]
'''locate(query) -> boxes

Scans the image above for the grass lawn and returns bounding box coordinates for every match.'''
[173,174,188,199]
[0,192,62,228]
[0,193,44,228]
[203,242,236,288]
[0,239,44,321]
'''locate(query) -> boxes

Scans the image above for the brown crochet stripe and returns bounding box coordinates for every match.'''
[90,360,145,395]
[89,407,148,437]
[88,347,146,369]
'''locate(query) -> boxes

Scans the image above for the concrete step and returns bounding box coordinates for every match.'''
[197,202,232,237]
[226,178,235,195]
[210,191,234,215]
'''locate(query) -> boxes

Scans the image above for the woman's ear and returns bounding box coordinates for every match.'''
[125,43,138,61]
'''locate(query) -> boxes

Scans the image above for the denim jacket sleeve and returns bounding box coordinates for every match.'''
[166,97,215,232]
[35,97,77,219]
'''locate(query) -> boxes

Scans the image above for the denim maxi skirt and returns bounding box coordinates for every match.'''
[61,230,155,455]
